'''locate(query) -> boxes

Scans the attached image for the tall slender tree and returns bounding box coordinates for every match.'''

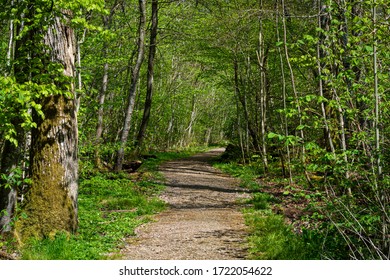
[115,0,146,171]
[95,1,120,168]
[136,0,159,149]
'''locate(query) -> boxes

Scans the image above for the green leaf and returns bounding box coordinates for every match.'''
[276,41,283,47]
[365,45,373,53]
[267,132,279,139]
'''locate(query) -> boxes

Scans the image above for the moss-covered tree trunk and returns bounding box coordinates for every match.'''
[15,13,78,241]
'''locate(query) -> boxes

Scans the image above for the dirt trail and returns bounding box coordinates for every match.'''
[120,148,251,260]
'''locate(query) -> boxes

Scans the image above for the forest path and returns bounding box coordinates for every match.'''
[120,148,251,260]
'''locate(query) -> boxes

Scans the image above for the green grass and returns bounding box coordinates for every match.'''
[21,173,166,260]
[213,159,322,260]
[213,162,262,190]
[19,148,209,260]
[244,210,322,260]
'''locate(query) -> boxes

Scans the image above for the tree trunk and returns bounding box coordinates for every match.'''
[136,0,158,149]
[14,13,78,241]
[317,0,335,155]
[95,3,120,167]
[0,123,23,232]
[1,0,17,232]
[373,3,381,177]
[5,0,15,76]
[95,60,109,161]
[276,1,292,182]
[281,0,312,187]
[185,94,197,146]
[75,28,86,112]
[234,59,260,152]
[0,186,17,233]
[257,2,268,173]
[235,95,246,164]
[95,51,109,169]
[115,0,146,171]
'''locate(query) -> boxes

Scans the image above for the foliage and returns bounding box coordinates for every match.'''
[214,158,323,259]
[213,154,388,259]
[322,178,390,259]
[0,167,31,191]
[0,77,46,147]
[1,0,390,260]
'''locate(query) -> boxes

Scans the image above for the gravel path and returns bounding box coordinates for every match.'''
[120,148,250,260]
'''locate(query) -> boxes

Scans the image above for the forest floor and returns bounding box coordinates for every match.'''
[120,148,251,260]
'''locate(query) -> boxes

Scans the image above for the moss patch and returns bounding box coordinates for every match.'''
[15,94,78,242]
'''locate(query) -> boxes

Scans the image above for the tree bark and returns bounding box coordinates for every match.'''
[95,2,120,167]
[185,94,197,146]
[373,3,381,176]
[115,0,146,171]
[317,0,335,155]
[95,43,109,169]
[136,0,158,149]
[75,27,86,112]
[96,61,109,145]
[14,12,78,241]
[276,1,292,182]
[0,123,23,232]
[5,0,15,76]
[257,1,268,172]
[234,59,260,153]
[1,0,16,232]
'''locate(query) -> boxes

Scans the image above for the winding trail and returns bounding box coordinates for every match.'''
[121,148,250,260]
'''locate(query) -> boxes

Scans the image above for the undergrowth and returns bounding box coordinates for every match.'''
[213,158,325,260]
[18,147,208,260]
[213,145,389,260]
[21,173,165,260]
[244,210,321,259]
